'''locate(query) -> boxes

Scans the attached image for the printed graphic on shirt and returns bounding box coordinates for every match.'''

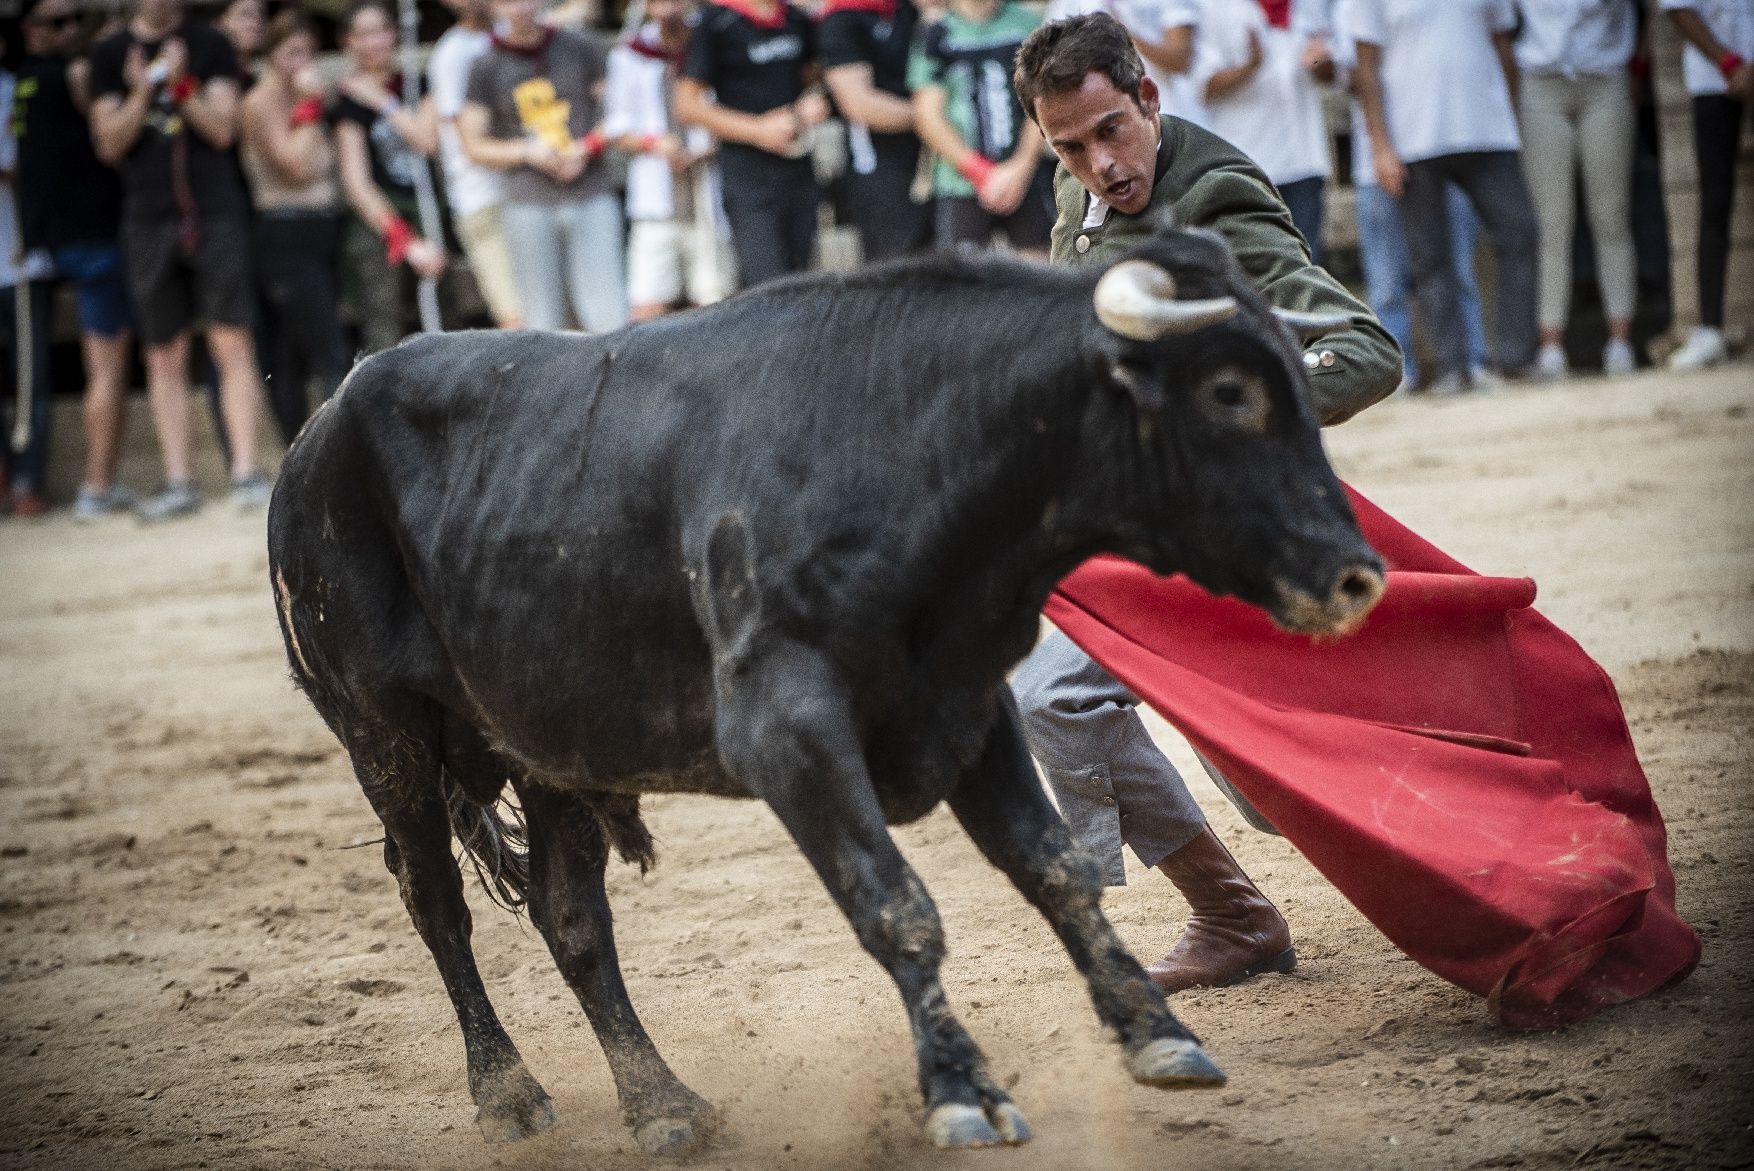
[908,3,1039,196]
[513,76,575,150]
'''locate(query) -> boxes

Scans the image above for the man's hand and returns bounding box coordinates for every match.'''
[1372,141,1406,199]
[1729,60,1754,102]
[523,138,586,182]
[123,43,151,92]
[406,237,448,280]
[796,90,830,127]
[749,106,802,155]
[1301,35,1336,83]
[977,154,1035,216]
[656,132,692,173]
[293,65,326,101]
[151,37,188,87]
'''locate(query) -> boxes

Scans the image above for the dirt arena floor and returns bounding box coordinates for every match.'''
[2,364,1752,1171]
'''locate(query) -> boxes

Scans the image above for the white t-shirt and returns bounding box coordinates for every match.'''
[602,28,723,225]
[1192,0,1332,186]
[1660,0,1754,95]
[428,25,503,218]
[1348,0,1520,164]
[1514,0,1637,76]
[1043,0,1210,126]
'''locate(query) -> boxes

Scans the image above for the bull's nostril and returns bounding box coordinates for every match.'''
[1339,573,1373,600]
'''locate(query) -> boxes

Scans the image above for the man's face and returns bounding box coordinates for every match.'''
[1033,70,1161,216]
[26,0,82,55]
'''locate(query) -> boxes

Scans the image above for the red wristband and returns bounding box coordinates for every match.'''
[291,96,324,127]
[956,153,996,190]
[581,129,607,159]
[1720,51,1746,81]
[169,75,198,105]
[382,216,414,266]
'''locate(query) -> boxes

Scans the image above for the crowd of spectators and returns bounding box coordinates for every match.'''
[1,0,1749,520]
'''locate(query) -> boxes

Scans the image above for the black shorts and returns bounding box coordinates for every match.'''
[844,135,933,263]
[121,215,255,346]
[934,160,1057,253]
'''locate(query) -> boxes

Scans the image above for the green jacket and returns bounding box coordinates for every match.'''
[1050,116,1401,426]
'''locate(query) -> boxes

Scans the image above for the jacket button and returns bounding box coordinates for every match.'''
[1075,234,1090,254]
[1319,349,1336,368]
[1302,351,1320,370]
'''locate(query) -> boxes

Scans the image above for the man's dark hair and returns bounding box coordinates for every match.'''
[1013,12,1147,125]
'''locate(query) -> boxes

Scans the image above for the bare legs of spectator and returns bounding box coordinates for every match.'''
[1401,150,1540,390]
[1520,72,1637,378]
[139,324,265,520]
[80,329,132,497]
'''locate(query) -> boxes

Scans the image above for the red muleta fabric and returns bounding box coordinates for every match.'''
[1044,487,1701,1029]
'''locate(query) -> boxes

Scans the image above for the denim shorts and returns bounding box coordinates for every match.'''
[51,241,135,338]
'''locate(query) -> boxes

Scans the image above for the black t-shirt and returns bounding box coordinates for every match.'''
[683,3,813,115]
[333,75,436,211]
[87,20,250,224]
[817,0,919,161]
[12,54,124,249]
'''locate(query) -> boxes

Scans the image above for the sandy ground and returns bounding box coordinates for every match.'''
[2,364,1752,1171]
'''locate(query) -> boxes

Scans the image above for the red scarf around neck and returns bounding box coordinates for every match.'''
[712,0,790,31]
[1259,0,1290,29]
[817,0,896,21]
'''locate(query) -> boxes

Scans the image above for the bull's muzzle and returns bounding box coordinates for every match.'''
[1266,564,1386,637]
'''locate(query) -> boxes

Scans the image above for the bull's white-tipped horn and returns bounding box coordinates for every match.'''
[1273,307,1354,342]
[1094,259,1239,341]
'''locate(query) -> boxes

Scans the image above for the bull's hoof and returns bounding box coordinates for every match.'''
[634,1116,709,1157]
[474,1068,558,1144]
[1127,1037,1227,1088]
[924,1101,1033,1149]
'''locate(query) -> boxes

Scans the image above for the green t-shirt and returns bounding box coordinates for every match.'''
[906,3,1040,197]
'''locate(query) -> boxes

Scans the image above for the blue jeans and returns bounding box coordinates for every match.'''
[1355,182,1488,385]
[502,195,630,334]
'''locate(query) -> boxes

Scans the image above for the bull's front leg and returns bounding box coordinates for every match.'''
[714,648,1030,1150]
[948,689,1227,1088]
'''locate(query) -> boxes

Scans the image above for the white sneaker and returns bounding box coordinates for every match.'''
[1427,372,1470,397]
[1603,338,1636,376]
[1668,326,1727,372]
[73,483,138,522]
[1469,366,1504,391]
[136,482,201,523]
[1535,343,1568,381]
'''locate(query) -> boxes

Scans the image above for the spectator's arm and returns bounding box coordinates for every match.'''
[90,72,153,166]
[68,58,93,112]
[389,96,440,157]
[1665,5,1730,61]
[1351,40,1404,197]
[823,64,915,133]
[241,89,325,188]
[1203,30,1264,103]
[337,118,403,234]
[455,100,537,169]
[1491,28,1518,110]
[181,75,240,150]
[1134,23,1194,77]
[673,77,799,154]
[910,82,975,172]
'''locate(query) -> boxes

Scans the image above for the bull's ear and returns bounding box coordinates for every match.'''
[1108,360,1164,412]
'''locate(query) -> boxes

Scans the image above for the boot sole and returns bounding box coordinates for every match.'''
[1211,946,1297,988]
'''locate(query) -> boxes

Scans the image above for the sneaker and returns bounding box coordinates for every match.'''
[73,483,139,522]
[1469,365,1505,390]
[1603,338,1636,377]
[136,482,201,523]
[230,473,272,512]
[1668,326,1727,372]
[1535,343,1568,381]
[1427,372,1471,398]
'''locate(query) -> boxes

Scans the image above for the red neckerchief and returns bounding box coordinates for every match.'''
[492,25,557,57]
[816,0,895,21]
[1258,0,1291,29]
[711,0,789,32]
[626,26,687,65]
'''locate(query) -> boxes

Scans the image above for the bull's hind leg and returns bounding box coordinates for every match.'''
[344,709,557,1143]
[948,691,1226,1088]
[510,780,714,1156]
[714,654,1028,1150]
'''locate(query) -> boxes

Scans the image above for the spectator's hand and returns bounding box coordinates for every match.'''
[1730,62,1754,102]
[657,133,692,174]
[293,65,326,101]
[977,155,1034,216]
[551,143,588,183]
[1372,141,1407,199]
[1302,36,1336,83]
[796,91,830,127]
[124,43,151,92]
[406,238,448,280]
[750,107,802,155]
[154,38,189,86]
[340,74,396,114]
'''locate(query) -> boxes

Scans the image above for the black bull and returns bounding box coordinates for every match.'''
[267,231,1385,1155]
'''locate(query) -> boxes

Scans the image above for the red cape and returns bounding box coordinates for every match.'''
[1045,488,1700,1029]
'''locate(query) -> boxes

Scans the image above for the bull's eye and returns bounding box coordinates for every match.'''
[1193,366,1270,433]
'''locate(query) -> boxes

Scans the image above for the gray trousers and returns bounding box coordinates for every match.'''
[1012,631,1276,887]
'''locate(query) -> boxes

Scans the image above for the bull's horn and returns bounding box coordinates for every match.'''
[1094,260,1239,341]
[1273,307,1353,342]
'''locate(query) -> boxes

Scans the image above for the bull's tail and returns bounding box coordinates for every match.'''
[444,772,531,912]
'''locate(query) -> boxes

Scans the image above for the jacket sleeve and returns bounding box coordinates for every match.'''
[1177,166,1402,426]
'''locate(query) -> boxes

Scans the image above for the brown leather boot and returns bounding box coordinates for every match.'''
[1146,827,1296,993]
